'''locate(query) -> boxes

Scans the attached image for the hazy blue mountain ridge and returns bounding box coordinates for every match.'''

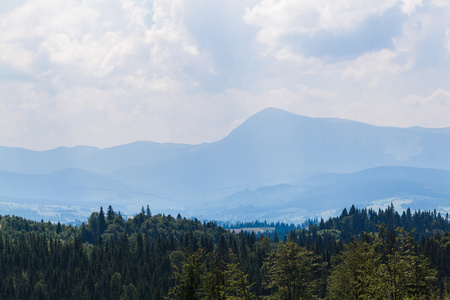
[196,166,450,222]
[1,107,449,222]
[108,108,450,197]
[0,142,194,175]
[0,168,134,200]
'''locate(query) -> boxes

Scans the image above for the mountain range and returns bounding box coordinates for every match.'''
[1,107,449,223]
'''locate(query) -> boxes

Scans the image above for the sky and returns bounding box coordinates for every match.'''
[1,0,450,150]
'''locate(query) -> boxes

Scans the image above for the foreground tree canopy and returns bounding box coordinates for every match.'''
[328,226,437,299]
[0,204,448,299]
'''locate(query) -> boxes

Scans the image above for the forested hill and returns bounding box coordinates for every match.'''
[226,204,450,241]
[0,205,449,299]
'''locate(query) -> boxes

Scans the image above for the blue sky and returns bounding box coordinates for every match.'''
[1,0,450,150]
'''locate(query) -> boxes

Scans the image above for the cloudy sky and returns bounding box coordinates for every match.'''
[1,0,450,150]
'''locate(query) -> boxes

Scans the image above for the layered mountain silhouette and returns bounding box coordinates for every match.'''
[1,108,449,222]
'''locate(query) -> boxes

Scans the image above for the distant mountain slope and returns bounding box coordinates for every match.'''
[1,108,450,222]
[223,108,450,172]
[0,168,134,200]
[0,168,185,222]
[405,126,450,135]
[108,108,450,197]
[0,141,194,174]
[197,166,450,222]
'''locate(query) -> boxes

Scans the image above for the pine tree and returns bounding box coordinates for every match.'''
[328,227,437,300]
[98,207,107,235]
[224,252,255,300]
[327,238,380,299]
[376,226,437,299]
[168,249,206,300]
[200,262,227,300]
[107,205,115,221]
[123,283,139,300]
[110,272,122,299]
[263,239,322,299]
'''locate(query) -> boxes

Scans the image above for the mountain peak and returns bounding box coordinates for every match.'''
[247,107,358,126]
[250,107,303,120]
[255,106,294,115]
[226,107,351,141]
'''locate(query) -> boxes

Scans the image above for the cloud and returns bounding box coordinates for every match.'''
[244,0,450,87]
[341,49,412,87]
[244,0,402,49]
[422,88,450,106]
[0,0,449,150]
[400,0,422,15]
[0,0,205,87]
[0,0,214,148]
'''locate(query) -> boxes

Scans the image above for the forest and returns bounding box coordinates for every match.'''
[0,204,449,299]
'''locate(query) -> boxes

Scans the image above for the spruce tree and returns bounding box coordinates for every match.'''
[263,239,322,299]
[98,207,107,235]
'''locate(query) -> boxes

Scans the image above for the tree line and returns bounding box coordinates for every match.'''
[0,204,448,299]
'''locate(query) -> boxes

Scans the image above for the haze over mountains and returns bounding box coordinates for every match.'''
[1,108,450,223]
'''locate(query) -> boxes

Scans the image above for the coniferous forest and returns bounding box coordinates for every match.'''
[0,205,449,299]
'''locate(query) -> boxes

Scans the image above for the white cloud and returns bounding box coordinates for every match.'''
[400,0,422,15]
[244,0,450,88]
[0,0,449,150]
[244,0,400,48]
[0,0,214,148]
[0,0,205,86]
[341,49,413,87]
[422,88,450,106]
